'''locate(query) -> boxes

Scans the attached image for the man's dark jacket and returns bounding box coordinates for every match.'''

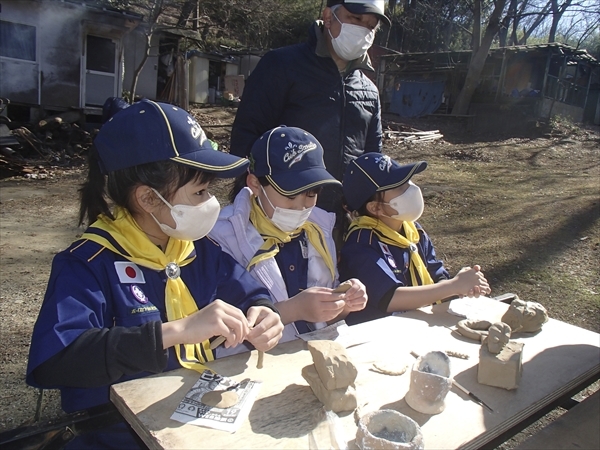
[230,22,383,212]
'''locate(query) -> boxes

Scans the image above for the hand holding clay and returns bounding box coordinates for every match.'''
[291,286,346,323]
[336,278,368,314]
[163,299,250,350]
[245,306,283,352]
[453,265,491,297]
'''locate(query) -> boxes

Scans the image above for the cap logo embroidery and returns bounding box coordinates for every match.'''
[377,155,392,172]
[187,115,205,142]
[283,141,317,168]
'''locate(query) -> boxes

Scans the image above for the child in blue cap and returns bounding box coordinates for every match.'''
[210,126,367,346]
[339,152,491,325]
[26,100,283,449]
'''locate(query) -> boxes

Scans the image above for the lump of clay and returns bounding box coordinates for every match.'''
[201,390,239,408]
[456,319,492,341]
[302,365,357,412]
[307,340,358,390]
[487,322,511,354]
[405,351,452,415]
[333,280,352,293]
[501,299,548,333]
[356,410,424,450]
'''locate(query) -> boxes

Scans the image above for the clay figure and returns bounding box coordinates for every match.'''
[307,340,357,390]
[487,322,511,354]
[301,364,357,412]
[501,299,548,333]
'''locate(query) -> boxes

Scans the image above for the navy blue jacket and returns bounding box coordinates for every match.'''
[27,235,272,414]
[339,223,450,325]
[231,22,383,211]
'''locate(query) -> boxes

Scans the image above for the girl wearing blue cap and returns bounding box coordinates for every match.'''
[339,153,491,325]
[26,100,283,449]
[210,126,367,345]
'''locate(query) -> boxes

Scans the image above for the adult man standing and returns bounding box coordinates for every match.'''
[230,0,389,214]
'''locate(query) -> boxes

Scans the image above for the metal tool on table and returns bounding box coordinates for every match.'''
[451,379,494,412]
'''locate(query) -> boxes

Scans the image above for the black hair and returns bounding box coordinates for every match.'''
[228,173,323,203]
[78,146,215,226]
[340,190,386,234]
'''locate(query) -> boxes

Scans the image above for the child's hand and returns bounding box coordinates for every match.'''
[164,299,250,350]
[454,265,491,298]
[340,278,368,313]
[246,306,284,352]
[293,287,346,323]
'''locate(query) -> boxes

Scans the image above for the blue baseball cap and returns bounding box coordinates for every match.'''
[249,126,341,196]
[343,153,427,211]
[94,99,249,177]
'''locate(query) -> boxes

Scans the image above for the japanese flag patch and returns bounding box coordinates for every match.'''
[379,242,398,270]
[115,262,146,284]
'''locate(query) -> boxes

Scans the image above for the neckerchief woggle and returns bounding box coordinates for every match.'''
[247,198,336,280]
[347,216,434,287]
[81,207,213,373]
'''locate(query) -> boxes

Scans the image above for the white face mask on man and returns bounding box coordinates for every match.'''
[258,186,313,232]
[329,10,376,61]
[150,188,220,241]
[382,181,425,223]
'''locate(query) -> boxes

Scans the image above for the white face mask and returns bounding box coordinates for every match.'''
[258,186,313,232]
[151,189,220,241]
[329,11,375,61]
[383,181,424,222]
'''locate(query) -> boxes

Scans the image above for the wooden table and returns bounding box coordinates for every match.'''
[111,299,600,449]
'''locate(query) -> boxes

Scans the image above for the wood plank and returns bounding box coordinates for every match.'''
[111,299,600,450]
[513,389,600,450]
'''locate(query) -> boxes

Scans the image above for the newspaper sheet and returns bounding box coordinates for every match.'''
[171,370,261,433]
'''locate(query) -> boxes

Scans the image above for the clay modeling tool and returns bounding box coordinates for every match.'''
[451,380,494,412]
[210,335,227,350]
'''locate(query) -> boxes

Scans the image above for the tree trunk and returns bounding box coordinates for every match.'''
[549,0,573,43]
[472,0,481,53]
[130,32,152,103]
[452,0,508,116]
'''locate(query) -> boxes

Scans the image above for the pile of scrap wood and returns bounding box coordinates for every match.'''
[383,127,443,143]
[0,110,94,179]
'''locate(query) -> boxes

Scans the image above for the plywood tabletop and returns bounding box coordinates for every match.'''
[111,299,600,450]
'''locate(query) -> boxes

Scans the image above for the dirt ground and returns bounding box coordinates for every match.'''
[0,106,598,447]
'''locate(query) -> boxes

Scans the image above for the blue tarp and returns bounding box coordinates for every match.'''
[389,80,445,117]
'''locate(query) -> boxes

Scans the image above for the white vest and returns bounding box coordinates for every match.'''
[209,187,339,348]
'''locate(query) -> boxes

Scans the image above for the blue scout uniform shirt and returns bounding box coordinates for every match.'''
[273,232,312,333]
[339,222,449,325]
[27,235,272,414]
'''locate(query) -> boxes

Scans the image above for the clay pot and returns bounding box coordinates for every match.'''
[405,351,452,415]
[356,409,424,450]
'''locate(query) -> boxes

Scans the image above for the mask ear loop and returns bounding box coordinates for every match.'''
[151,188,175,209]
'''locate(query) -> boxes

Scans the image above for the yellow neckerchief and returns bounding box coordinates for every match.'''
[347,216,434,286]
[81,207,213,373]
[247,198,336,280]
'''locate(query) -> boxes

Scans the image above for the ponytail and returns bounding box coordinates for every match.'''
[78,146,111,226]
